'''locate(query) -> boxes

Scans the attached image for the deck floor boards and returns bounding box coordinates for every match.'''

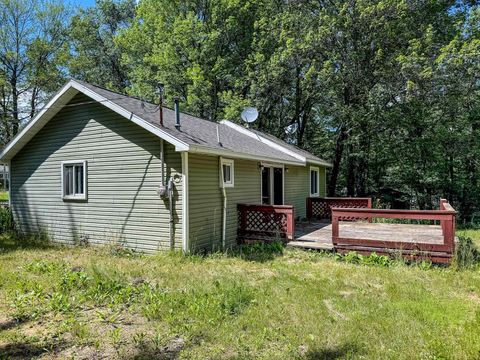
[289,221,444,250]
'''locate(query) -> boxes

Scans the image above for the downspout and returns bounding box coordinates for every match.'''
[222,187,227,250]
[220,157,227,250]
[161,140,175,250]
[168,176,174,250]
[160,139,165,187]
[160,139,175,250]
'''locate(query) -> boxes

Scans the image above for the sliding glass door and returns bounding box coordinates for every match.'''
[261,166,283,205]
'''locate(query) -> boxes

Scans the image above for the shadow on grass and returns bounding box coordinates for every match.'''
[305,343,360,359]
[0,317,30,331]
[225,242,285,263]
[0,339,71,359]
[0,231,55,254]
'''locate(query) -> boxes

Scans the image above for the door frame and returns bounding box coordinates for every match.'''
[260,162,285,205]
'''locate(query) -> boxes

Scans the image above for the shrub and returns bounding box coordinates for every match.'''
[336,251,394,267]
[454,236,479,269]
[0,206,14,233]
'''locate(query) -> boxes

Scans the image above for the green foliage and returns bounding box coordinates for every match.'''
[335,251,434,269]
[0,0,70,145]
[113,0,480,220]
[0,192,8,201]
[337,251,394,267]
[454,236,480,269]
[0,206,14,233]
[68,0,136,91]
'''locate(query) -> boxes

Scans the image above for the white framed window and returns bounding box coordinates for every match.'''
[310,166,319,196]
[220,158,234,188]
[61,160,87,200]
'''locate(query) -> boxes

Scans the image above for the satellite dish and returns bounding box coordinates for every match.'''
[241,107,258,125]
[285,123,298,135]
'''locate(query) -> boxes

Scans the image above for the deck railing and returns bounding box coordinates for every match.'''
[306,197,372,220]
[331,199,456,263]
[237,204,295,243]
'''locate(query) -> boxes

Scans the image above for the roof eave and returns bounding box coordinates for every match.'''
[308,159,333,168]
[188,145,305,166]
[0,80,189,163]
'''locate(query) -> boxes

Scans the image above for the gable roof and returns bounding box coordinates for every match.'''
[0,80,332,167]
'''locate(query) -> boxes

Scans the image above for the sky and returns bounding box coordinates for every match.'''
[73,0,96,8]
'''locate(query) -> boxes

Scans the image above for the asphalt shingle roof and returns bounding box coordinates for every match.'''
[78,81,330,166]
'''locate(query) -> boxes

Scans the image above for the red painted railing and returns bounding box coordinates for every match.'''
[306,197,372,220]
[237,204,295,242]
[331,199,456,263]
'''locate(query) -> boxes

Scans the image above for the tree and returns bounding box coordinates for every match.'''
[0,0,69,145]
[68,0,136,92]
[118,0,258,118]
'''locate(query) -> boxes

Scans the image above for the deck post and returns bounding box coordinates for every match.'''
[332,212,339,245]
[367,198,373,222]
[443,215,455,253]
[286,207,295,240]
[306,197,312,221]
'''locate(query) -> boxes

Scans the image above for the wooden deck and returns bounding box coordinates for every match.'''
[289,221,445,251]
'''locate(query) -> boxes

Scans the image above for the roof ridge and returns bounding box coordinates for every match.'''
[220,120,306,162]
[71,79,220,125]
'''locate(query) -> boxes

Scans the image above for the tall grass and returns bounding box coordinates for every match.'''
[0,206,14,233]
[453,236,480,269]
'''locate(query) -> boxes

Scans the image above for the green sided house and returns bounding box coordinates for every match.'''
[0,80,331,253]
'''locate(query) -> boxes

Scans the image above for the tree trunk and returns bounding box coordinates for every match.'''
[328,125,347,196]
[10,75,19,138]
[346,144,355,197]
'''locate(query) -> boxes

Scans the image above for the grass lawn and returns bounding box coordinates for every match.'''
[0,191,8,201]
[0,233,479,359]
[458,228,480,248]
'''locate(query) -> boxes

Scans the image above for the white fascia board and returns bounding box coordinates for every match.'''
[188,144,304,166]
[307,159,334,168]
[221,120,333,168]
[0,80,189,162]
[220,120,306,162]
[70,82,189,152]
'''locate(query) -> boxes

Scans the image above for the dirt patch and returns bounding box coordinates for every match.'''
[0,307,186,359]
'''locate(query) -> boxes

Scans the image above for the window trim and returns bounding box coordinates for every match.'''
[61,160,88,201]
[310,166,320,197]
[220,158,234,188]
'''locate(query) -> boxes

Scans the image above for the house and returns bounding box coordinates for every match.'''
[0,80,331,252]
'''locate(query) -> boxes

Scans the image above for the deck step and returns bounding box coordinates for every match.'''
[287,241,334,250]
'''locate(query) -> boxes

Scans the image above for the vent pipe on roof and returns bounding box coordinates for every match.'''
[158,83,164,127]
[174,97,181,130]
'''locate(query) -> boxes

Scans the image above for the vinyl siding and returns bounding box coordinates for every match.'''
[188,156,327,250]
[11,93,183,252]
[285,164,327,219]
[188,154,260,251]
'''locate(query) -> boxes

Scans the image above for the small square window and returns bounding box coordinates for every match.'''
[220,158,234,188]
[62,161,87,200]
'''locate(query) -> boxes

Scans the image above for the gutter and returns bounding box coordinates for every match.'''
[219,157,227,250]
[188,145,305,167]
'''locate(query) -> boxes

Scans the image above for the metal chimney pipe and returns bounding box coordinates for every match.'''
[158,83,164,126]
[174,97,180,130]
